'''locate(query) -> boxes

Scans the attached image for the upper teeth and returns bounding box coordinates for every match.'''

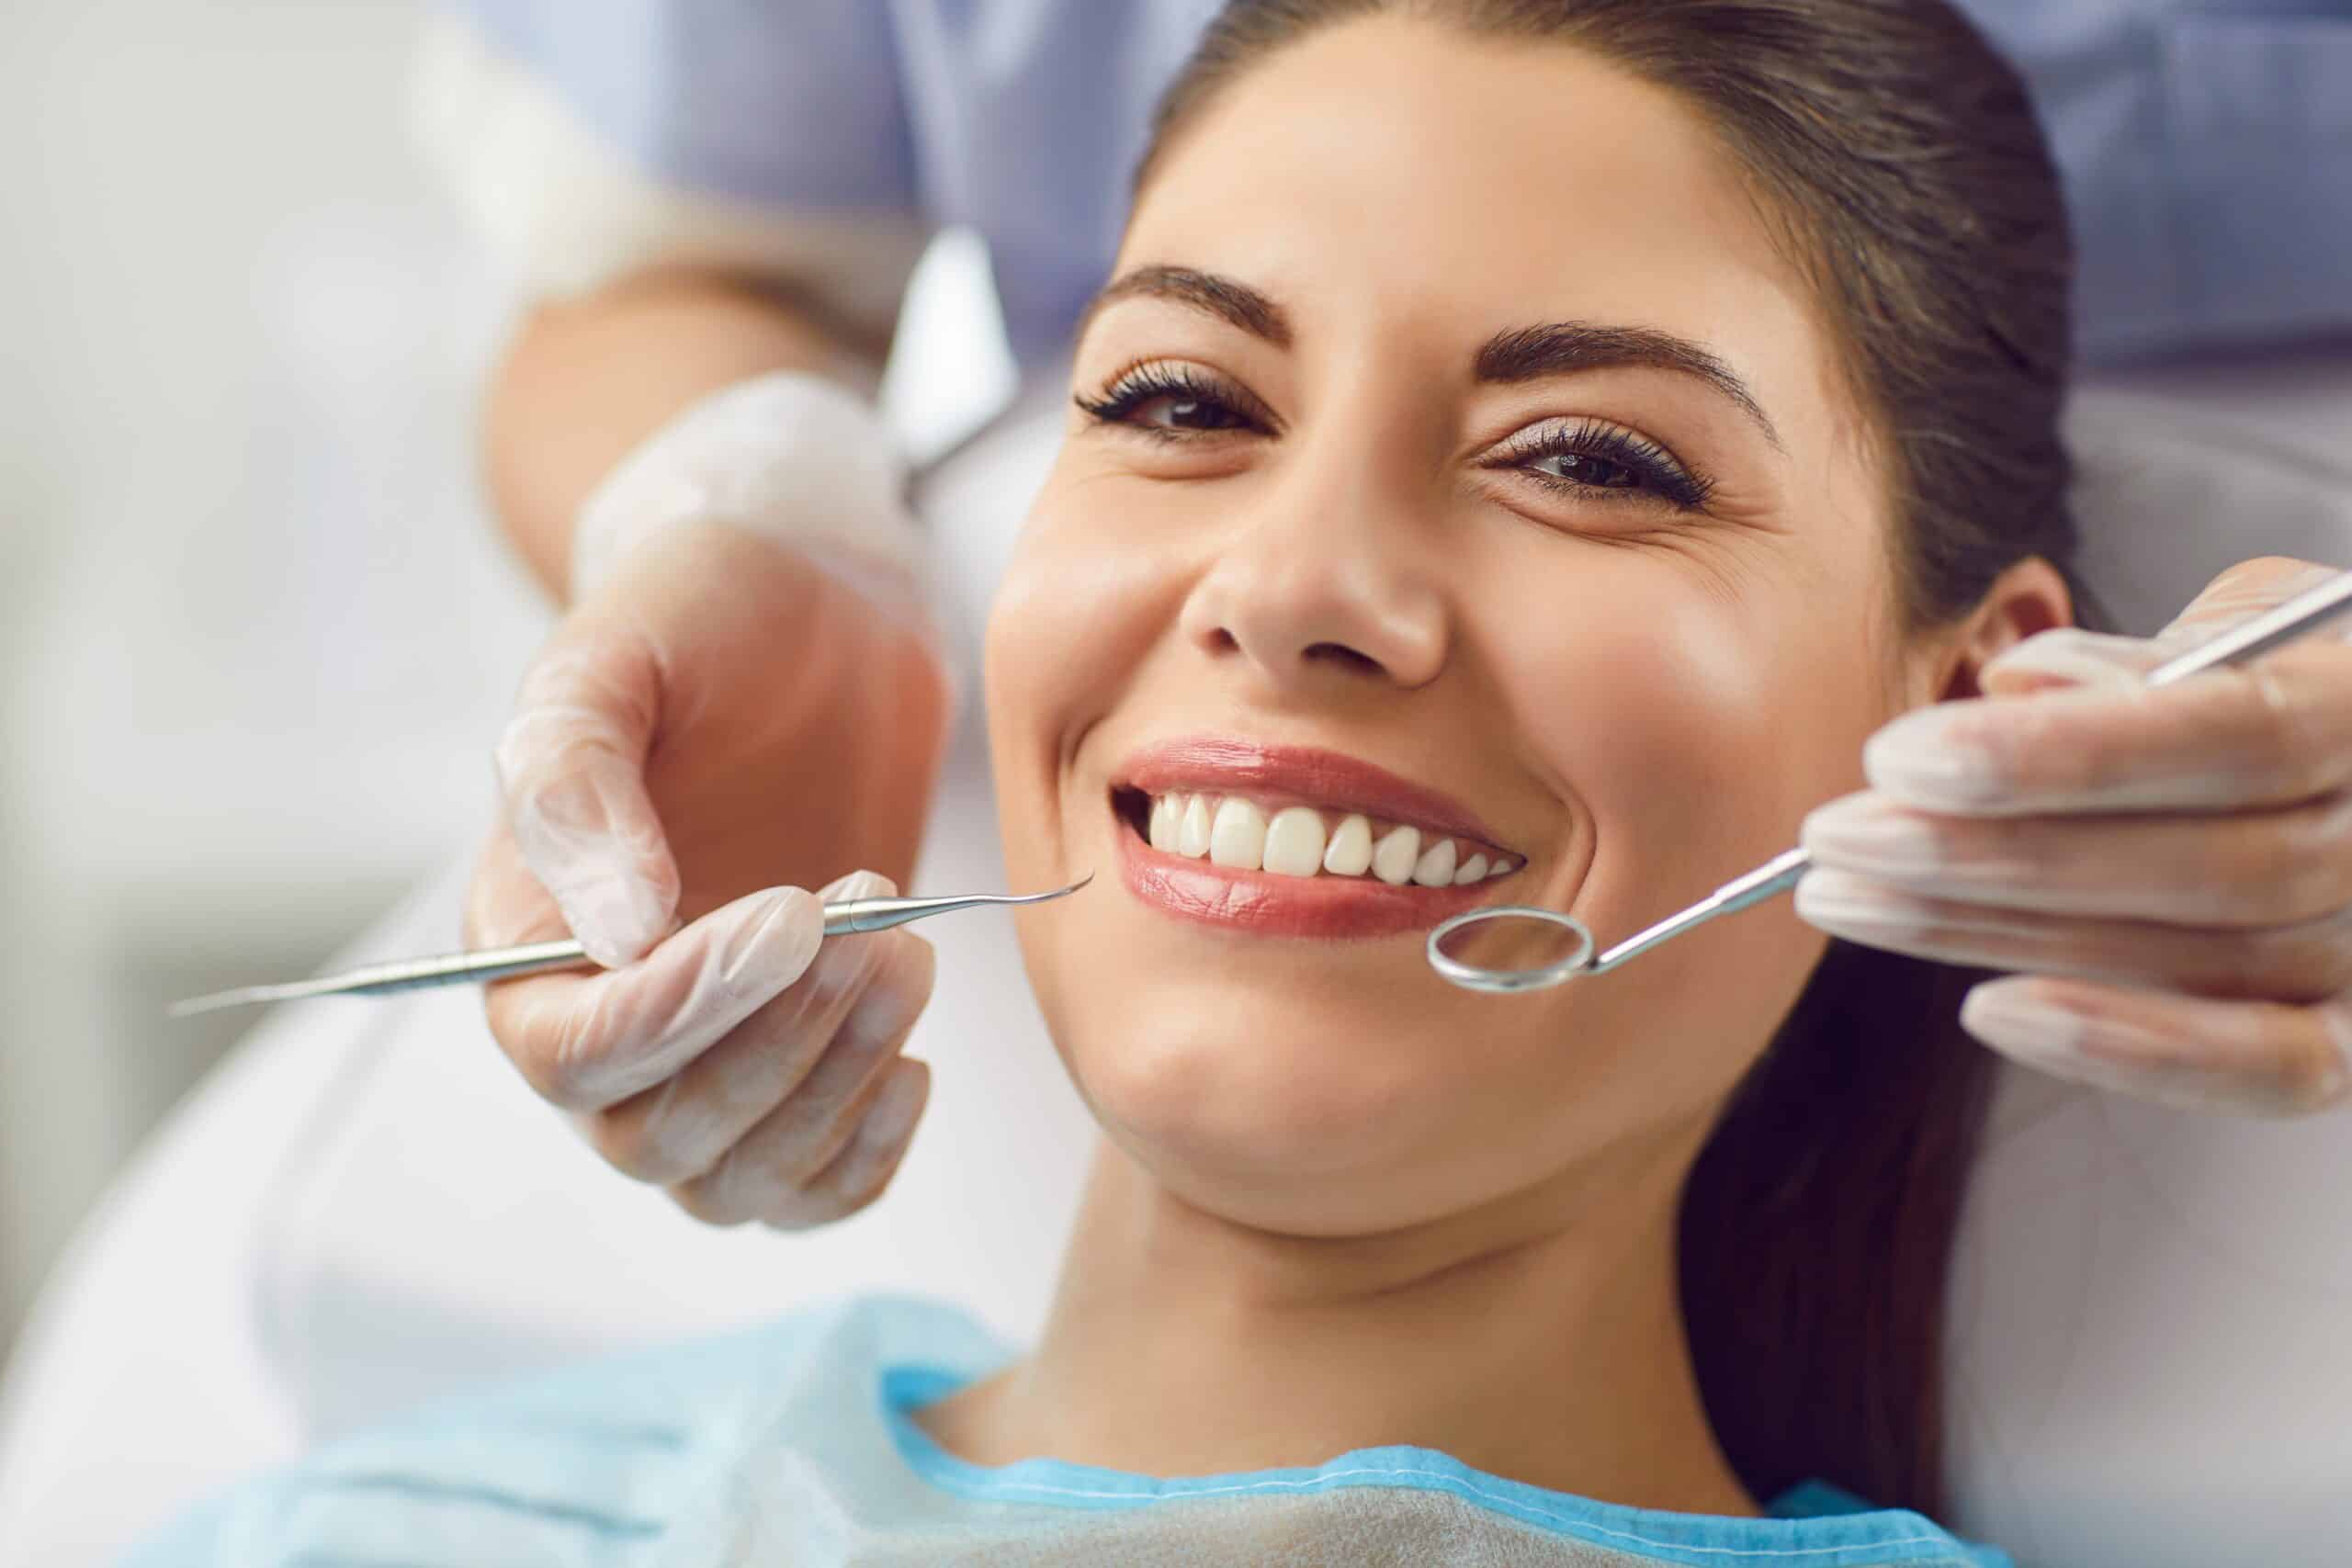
[1143,793,1515,885]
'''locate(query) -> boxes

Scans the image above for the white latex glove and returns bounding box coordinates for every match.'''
[466,863,934,1227]
[1801,557,2352,1116]
[468,371,955,1221]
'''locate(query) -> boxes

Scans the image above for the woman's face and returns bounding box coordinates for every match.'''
[985,17,1941,1235]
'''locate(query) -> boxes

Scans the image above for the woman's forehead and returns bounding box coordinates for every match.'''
[1115,16,1817,384]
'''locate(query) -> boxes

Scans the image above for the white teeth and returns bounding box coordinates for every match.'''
[1140,793,1515,887]
[1209,796,1268,870]
[1179,795,1214,858]
[1148,794,1182,852]
[1262,806,1326,877]
[1372,825,1421,886]
[1322,813,1374,876]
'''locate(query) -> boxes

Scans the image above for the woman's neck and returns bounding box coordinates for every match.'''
[915,1134,1757,1517]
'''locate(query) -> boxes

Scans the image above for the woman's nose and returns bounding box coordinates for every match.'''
[1177,468,1449,693]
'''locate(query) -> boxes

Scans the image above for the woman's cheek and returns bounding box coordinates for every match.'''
[983,484,1196,850]
[1490,578,1860,1118]
[1502,567,1867,896]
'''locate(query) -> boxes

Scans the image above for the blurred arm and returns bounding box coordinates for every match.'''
[410,3,936,596]
[484,270,882,601]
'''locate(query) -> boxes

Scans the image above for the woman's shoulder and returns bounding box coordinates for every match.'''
[120,1292,1004,1567]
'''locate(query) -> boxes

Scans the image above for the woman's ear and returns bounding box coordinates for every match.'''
[1933,556,2072,702]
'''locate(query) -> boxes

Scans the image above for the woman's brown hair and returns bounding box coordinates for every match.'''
[1136,0,2085,1517]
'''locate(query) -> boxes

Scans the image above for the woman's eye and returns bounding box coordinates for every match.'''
[1523,450,1642,491]
[1074,367,1272,440]
[1128,392,1249,432]
[1495,419,1715,513]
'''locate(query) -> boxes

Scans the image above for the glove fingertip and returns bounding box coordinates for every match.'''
[560,873,675,968]
[856,1057,932,1158]
[821,867,899,901]
[1957,976,2087,1061]
[1978,662,2081,698]
[726,885,826,985]
[1980,628,2175,696]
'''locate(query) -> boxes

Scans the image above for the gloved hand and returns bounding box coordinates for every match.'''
[467,860,936,1226]
[1800,557,2352,1116]
[465,371,955,1222]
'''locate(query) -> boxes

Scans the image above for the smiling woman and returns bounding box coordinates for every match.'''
[130,2,2087,1563]
[981,0,2084,1530]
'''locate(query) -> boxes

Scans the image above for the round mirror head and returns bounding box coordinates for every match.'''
[1426,906,1596,994]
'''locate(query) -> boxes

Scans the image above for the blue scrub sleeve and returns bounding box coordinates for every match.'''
[437,0,923,216]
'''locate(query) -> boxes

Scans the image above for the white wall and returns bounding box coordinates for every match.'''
[0,0,544,1352]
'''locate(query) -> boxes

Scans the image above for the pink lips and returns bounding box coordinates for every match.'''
[1112,738,1505,939]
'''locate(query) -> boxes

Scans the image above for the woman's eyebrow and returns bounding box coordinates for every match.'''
[1078,272,1780,451]
[1477,323,1782,450]
[1079,265,1292,348]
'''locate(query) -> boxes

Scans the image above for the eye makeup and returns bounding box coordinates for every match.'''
[1480,417,1716,512]
[1075,360,1715,512]
[1074,362,1279,438]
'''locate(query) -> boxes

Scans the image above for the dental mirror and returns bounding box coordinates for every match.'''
[1427,848,1806,994]
[1426,906,1596,994]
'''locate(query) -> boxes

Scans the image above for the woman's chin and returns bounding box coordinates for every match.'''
[1042,978,1516,1230]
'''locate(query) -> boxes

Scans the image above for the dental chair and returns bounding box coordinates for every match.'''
[4,355,2349,1568]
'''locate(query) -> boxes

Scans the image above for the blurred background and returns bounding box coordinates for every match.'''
[0,0,538,1364]
[0,0,1010,1366]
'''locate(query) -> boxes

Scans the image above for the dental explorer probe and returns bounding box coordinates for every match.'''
[168,874,1094,1018]
[1430,566,2352,994]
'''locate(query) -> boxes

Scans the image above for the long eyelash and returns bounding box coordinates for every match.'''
[1072,363,1269,435]
[1075,370,1710,512]
[1509,419,1716,512]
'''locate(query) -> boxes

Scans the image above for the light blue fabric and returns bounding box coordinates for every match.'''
[126,1293,2008,1566]
[447,0,2352,367]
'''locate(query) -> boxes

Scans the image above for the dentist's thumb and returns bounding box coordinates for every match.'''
[493,611,682,968]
